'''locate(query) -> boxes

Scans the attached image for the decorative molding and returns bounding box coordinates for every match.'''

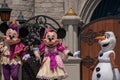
[62,15,81,25]
[81,29,105,45]
[64,57,81,64]
[82,56,95,68]
[65,8,77,16]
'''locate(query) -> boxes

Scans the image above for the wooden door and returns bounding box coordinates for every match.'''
[80,17,120,80]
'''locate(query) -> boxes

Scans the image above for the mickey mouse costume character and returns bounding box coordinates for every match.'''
[33,27,80,80]
[91,31,120,80]
[0,20,30,80]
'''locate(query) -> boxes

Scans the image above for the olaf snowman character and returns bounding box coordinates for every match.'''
[91,31,120,80]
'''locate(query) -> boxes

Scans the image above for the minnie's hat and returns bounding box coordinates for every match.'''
[44,27,55,34]
[9,20,19,33]
[43,27,55,38]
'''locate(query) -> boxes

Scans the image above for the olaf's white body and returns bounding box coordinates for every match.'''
[92,50,115,80]
[92,32,120,80]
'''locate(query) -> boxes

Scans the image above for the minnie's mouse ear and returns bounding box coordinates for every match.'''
[39,28,45,39]
[19,27,29,38]
[57,28,66,39]
[0,22,8,34]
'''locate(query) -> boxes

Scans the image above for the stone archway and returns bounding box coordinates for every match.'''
[79,0,102,24]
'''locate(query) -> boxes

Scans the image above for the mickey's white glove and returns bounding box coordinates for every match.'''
[22,54,31,60]
[73,51,80,57]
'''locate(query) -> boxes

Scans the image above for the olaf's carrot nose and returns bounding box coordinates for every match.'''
[95,36,106,40]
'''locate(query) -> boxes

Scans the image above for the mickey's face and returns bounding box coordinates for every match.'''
[43,31,59,47]
[4,29,20,45]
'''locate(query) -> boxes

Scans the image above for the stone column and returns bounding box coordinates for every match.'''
[62,8,82,80]
[62,8,80,52]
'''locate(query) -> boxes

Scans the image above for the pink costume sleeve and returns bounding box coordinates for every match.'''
[57,43,66,52]
[21,51,26,57]
[39,42,45,53]
[14,42,26,57]
[57,43,70,61]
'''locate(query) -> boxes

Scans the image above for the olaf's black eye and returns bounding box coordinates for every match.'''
[105,34,110,39]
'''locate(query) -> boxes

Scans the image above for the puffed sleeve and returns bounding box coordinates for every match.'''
[57,43,66,52]
[14,42,26,57]
[21,51,26,57]
[57,43,70,61]
[39,42,45,53]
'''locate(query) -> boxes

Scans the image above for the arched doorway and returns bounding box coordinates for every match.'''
[90,0,120,21]
[79,0,102,24]
[80,0,120,24]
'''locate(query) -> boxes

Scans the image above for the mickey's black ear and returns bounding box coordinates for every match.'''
[19,27,29,38]
[0,22,8,34]
[57,28,66,39]
[39,28,45,39]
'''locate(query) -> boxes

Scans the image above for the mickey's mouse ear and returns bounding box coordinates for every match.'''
[0,22,8,34]
[19,27,29,38]
[57,28,66,39]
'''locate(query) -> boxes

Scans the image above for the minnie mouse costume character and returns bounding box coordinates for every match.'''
[0,21,30,80]
[33,27,80,80]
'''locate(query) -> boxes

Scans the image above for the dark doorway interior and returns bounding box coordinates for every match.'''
[90,0,120,21]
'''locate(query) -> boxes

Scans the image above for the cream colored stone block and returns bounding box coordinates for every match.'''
[64,57,81,80]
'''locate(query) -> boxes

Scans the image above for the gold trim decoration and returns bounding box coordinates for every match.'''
[65,8,77,16]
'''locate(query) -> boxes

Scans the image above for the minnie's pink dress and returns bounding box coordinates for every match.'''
[36,42,70,79]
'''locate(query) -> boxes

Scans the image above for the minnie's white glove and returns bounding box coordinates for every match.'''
[73,51,80,57]
[33,47,40,60]
[22,54,31,60]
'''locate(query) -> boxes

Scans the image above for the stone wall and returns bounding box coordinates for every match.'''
[0,0,96,24]
[35,0,64,25]
[0,0,66,25]
[0,0,89,24]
